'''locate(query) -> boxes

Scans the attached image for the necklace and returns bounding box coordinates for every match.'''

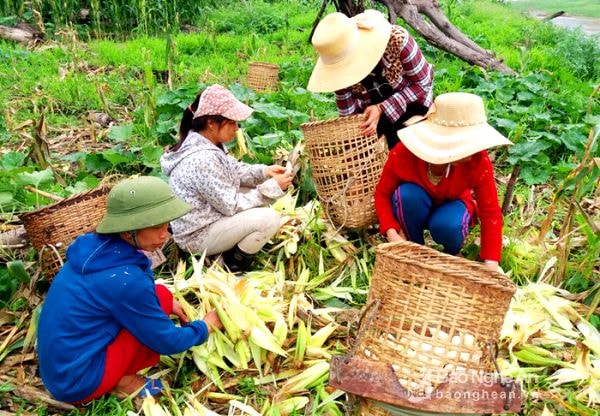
[427,163,450,185]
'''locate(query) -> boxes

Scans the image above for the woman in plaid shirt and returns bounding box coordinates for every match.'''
[308,9,434,149]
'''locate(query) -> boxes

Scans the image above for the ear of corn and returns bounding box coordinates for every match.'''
[278,360,330,396]
[249,339,263,376]
[267,396,309,416]
[315,384,345,416]
[235,128,249,157]
[513,345,567,367]
[308,322,337,348]
[499,281,600,407]
[235,340,250,370]
[150,201,363,415]
[249,326,288,357]
[209,295,241,343]
[273,316,288,346]
[574,316,600,356]
[293,319,307,368]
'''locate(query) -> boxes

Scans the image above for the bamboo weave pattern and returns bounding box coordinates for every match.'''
[355,241,516,400]
[246,62,279,92]
[21,186,109,280]
[301,115,388,229]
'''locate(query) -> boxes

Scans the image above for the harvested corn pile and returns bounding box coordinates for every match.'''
[498,281,600,408]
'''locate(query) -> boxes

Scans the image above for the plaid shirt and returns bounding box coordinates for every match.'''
[335,26,434,124]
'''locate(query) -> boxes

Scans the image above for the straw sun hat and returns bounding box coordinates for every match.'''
[307,10,392,93]
[398,92,513,164]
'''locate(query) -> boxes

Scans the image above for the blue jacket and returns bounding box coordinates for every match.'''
[37,233,208,402]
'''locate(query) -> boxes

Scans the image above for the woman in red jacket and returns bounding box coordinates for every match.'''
[374,92,512,271]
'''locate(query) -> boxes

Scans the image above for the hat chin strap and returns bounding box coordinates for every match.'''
[129,231,141,249]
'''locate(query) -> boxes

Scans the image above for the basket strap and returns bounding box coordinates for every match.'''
[343,299,380,364]
[318,175,357,233]
[39,243,64,269]
[488,340,517,411]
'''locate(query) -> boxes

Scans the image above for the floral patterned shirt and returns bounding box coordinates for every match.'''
[160,132,283,252]
[335,25,434,123]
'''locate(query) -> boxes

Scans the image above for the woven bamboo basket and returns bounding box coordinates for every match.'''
[300,115,388,229]
[246,62,279,92]
[21,186,110,280]
[354,240,516,399]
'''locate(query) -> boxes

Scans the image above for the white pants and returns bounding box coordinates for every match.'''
[195,207,281,255]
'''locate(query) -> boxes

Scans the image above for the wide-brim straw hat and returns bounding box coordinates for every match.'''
[397,92,513,164]
[307,10,391,93]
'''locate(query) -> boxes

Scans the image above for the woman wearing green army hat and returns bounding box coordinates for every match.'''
[37,176,223,404]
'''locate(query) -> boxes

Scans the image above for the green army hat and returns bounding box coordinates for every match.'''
[96,176,191,234]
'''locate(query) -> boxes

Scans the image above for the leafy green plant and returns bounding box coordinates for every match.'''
[456,70,596,184]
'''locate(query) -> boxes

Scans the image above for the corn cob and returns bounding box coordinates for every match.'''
[278,360,330,396]
[294,319,307,368]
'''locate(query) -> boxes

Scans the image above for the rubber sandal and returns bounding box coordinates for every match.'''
[138,377,164,398]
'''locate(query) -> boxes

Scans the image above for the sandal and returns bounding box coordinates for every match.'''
[138,377,164,398]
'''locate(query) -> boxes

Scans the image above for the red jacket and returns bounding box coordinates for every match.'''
[374,143,503,261]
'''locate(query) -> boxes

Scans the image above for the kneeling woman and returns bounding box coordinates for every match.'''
[161,84,293,272]
[374,92,512,271]
[37,176,223,403]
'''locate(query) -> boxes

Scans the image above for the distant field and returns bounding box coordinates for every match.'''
[508,0,600,18]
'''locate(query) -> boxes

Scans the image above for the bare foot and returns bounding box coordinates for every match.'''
[112,374,147,399]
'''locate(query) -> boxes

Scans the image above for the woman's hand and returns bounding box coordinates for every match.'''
[483,260,499,272]
[273,171,294,191]
[265,165,287,177]
[386,228,405,242]
[203,310,224,333]
[265,164,293,191]
[360,104,382,137]
[171,300,190,325]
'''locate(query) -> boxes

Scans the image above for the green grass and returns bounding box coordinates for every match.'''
[507,0,600,18]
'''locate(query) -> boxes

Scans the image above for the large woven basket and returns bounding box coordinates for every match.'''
[21,186,110,280]
[300,115,388,229]
[246,61,279,92]
[354,241,516,399]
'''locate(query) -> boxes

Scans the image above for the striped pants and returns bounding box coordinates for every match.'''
[392,183,470,255]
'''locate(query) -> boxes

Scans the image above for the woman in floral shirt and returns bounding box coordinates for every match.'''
[160,84,293,271]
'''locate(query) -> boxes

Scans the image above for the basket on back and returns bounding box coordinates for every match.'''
[21,186,110,280]
[300,115,388,229]
[246,62,279,93]
[330,240,521,414]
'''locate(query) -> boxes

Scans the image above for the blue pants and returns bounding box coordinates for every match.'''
[392,183,470,255]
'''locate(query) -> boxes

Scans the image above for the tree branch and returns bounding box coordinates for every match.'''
[393,2,516,74]
[413,0,493,57]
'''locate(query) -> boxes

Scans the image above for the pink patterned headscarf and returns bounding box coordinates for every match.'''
[193,84,253,121]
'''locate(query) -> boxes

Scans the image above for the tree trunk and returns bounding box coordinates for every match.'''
[332,0,365,17]
[313,0,515,75]
[0,23,44,44]
[383,0,515,74]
